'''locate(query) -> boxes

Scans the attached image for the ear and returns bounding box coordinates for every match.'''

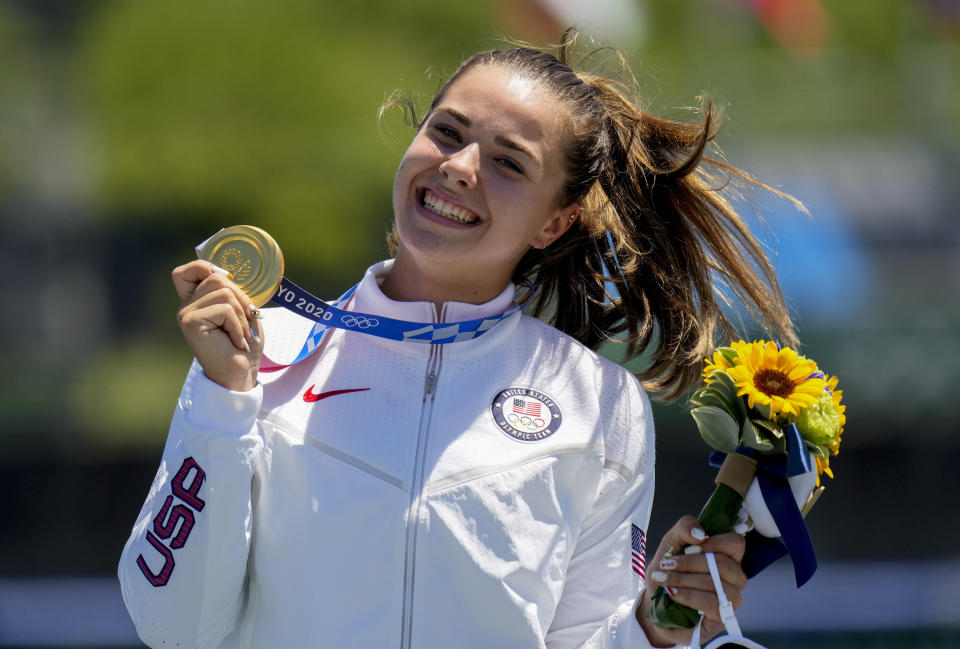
[530,202,580,250]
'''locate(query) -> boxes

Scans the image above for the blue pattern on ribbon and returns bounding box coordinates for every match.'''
[283,283,358,366]
[270,276,532,367]
[709,423,818,588]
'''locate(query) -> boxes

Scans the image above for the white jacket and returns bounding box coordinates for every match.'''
[119,260,662,649]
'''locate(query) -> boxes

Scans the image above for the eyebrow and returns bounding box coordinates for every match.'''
[434,107,541,169]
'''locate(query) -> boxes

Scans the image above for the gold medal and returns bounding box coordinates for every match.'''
[198,225,284,307]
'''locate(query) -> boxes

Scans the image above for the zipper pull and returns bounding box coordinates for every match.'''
[424,372,437,395]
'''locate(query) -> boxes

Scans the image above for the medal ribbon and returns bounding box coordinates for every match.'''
[260,276,531,372]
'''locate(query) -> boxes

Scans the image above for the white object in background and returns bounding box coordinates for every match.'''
[533,0,647,46]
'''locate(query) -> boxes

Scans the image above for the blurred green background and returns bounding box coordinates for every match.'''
[1,0,958,646]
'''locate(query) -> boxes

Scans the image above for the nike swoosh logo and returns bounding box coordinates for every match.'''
[303,386,371,403]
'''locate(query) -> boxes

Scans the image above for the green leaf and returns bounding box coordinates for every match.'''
[691,387,740,422]
[753,401,773,420]
[752,419,787,453]
[690,386,713,406]
[741,417,775,452]
[733,393,748,420]
[805,442,828,459]
[708,369,737,394]
[648,586,700,629]
[717,346,739,365]
[705,370,748,420]
[753,418,784,438]
[691,406,739,453]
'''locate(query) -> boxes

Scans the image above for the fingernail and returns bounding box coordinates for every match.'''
[663,546,674,559]
[250,328,260,344]
[242,338,251,353]
[690,527,707,541]
[733,522,749,535]
[212,266,234,280]
[248,304,262,319]
[650,571,669,583]
[683,545,702,555]
[666,586,679,597]
[659,558,677,570]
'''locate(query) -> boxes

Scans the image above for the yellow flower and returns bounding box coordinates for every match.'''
[803,373,844,485]
[726,340,826,417]
[814,455,834,486]
[702,350,732,379]
[702,341,748,381]
[824,374,845,454]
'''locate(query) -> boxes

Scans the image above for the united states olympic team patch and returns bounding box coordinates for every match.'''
[491,387,563,442]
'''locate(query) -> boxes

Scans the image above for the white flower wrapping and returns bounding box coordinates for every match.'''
[739,451,818,538]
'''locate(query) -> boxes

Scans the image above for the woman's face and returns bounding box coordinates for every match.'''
[391,65,578,292]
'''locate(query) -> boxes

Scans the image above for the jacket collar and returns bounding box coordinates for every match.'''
[352,259,518,325]
[349,260,524,357]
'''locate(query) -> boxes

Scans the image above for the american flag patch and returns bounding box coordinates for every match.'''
[631,523,646,578]
[512,398,541,417]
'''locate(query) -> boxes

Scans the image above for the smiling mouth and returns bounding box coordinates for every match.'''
[420,188,480,225]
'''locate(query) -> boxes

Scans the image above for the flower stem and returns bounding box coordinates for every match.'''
[647,483,744,629]
[697,482,744,536]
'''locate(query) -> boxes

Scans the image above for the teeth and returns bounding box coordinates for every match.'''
[422,190,476,224]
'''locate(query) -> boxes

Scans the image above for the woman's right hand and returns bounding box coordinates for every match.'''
[636,516,748,646]
[173,260,263,391]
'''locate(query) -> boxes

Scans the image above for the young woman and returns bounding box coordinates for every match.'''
[119,36,796,648]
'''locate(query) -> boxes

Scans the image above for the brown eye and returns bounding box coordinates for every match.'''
[432,123,461,142]
[496,157,524,175]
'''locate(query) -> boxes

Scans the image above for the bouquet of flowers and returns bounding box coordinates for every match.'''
[649,340,845,629]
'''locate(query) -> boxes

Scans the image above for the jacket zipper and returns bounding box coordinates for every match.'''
[399,341,442,649]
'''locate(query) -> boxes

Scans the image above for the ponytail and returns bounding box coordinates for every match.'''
[601,88,797,400]
[515,36,798,401]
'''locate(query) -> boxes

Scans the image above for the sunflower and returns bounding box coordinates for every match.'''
[702,341,748,380]
[702,349,732,379]
[726,340,826,417]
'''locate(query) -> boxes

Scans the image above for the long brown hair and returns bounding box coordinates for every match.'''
[385,31,800,401]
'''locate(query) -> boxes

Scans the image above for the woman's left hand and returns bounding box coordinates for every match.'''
[635,515,747,647]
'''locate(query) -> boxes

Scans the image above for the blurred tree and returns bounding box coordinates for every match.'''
[2,0,499,450]
[77,0,497,279]
[636,0,957,138]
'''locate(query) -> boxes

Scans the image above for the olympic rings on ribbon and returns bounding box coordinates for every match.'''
[340,314,380,329]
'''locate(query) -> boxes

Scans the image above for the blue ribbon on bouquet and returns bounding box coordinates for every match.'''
[708,423,818,588]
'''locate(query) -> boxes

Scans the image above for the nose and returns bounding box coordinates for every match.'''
[439,143,479,188]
